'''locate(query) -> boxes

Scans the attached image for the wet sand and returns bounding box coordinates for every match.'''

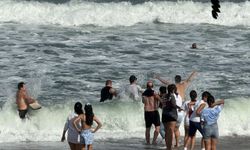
[0,136,249,150]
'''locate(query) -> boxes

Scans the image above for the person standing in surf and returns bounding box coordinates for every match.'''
[126,75,144,101]
[142,81,161,145]
[100,80,117,102]
[201,95,224,150]
[74,103,102,150]
[16,82,37,119]
[61,102,84,150]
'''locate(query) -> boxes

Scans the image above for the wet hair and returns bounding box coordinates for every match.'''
[190,90,197,101]
[202,91,211,100]
[166,84,176,99]
[207,95,215,107]
[105,80,112,86]
[18,82,25,90]
[175,75,181,83]
[74,102,83,115]
[159,86,166,94]
[146,81,153,88]
[191,43,197,49]
[84,103,94,126]
[129,75,137,84]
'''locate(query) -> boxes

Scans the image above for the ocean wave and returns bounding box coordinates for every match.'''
[1,1,250,27]
[0,97,249,142]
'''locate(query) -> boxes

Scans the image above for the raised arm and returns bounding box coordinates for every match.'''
[185,71,197,84]
[211,99,224,107]
[92,116,102,133]
[154,74,171,85]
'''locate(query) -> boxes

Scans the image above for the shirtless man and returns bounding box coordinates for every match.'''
[155,71,197,100]
[142,81,161,145]
[16,82,36,119]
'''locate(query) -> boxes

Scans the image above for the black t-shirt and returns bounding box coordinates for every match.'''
[100,86,113,102]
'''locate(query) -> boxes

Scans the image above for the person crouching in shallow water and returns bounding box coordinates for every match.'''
[100,80,117,102]
[201,95,224,150]
[161,84,178,150]
[61,102,84,150]
[74,103,102,150]
[142,81,161,145]
[16,82,37,119]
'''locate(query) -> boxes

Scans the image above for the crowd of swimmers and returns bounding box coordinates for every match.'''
[15,69,224,150]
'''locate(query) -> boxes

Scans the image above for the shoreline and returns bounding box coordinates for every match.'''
[0,136,249,150]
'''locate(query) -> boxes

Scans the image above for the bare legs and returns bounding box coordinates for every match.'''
[205,138,217,150]
[164,121,176,150]
[145,126,160,144]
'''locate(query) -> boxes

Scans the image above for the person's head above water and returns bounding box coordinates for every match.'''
[105,80,112,86]
[146,81,153,89]
[18,82,25,90]
[129,75,137,84]
[191,43,197,49]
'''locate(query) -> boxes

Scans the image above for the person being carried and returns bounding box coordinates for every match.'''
[142,81,161,145]
[201,95,224,150]
[16,82,37,119]
[126,75,144,101]
[100,80,117,102]
[61,102,84,150]
[155,71,197,100]
[74,103,102,150]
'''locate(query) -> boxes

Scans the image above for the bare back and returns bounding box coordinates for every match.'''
[143,95,159,112]
[176,82,188,101]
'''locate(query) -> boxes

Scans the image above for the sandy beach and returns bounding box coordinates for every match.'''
[1,136,249,150]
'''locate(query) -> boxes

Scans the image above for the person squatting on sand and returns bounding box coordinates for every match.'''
[142,81,161,145]
[100,80,117,102]
[16,82,37,119]
[201,95,224,150]
[74,103,102,150]
[61,102,84,150]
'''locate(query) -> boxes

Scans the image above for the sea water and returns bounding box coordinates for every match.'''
[0,0,250,143]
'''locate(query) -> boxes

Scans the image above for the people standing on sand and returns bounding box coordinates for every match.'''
[126,75,144,101]
[142,81,161,145]
[161,84,178,150]
[201,95,224,150]
[74,103,102,150]
[184,91,211,150]
[16,82,37,119]
[61,102,84,150]
[182,90,197,149]
[100,80,117,102]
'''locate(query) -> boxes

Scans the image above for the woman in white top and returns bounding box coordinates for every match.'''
[61,102,84,150]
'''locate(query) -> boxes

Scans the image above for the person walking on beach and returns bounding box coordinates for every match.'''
[155,71,197,100]
[100,80,117,102]
[142,81,161,145]
[161,84,178,150]
[184,91,211,150]
[74,103,102,150]
[16,82,37,119]
[201,95,224,150]
[61,102,84,150]
[126,75,144,101]
[182,90,197,149]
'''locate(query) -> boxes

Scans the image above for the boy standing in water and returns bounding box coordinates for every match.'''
[126,75,144,101]
[16,82,36,119]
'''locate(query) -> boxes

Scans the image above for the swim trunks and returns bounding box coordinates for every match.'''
[80,129,94,145]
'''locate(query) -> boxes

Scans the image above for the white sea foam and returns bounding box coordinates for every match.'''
[1,1,250,27]
[0,97,249,142]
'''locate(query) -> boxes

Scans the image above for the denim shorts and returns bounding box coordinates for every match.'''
[203,123,219,140]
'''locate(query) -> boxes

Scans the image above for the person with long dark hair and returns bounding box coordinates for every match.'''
[61,102,84,150]
[74,103,102,150]
[161,84,178,150]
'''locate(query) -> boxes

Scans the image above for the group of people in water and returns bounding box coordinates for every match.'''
[99,71,224,150]
[15,68,224,150]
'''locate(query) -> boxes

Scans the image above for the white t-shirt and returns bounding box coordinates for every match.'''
[189,99,206,122]
[182,100,191,126]
[174,94,183,108]
[126,84,143,101]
